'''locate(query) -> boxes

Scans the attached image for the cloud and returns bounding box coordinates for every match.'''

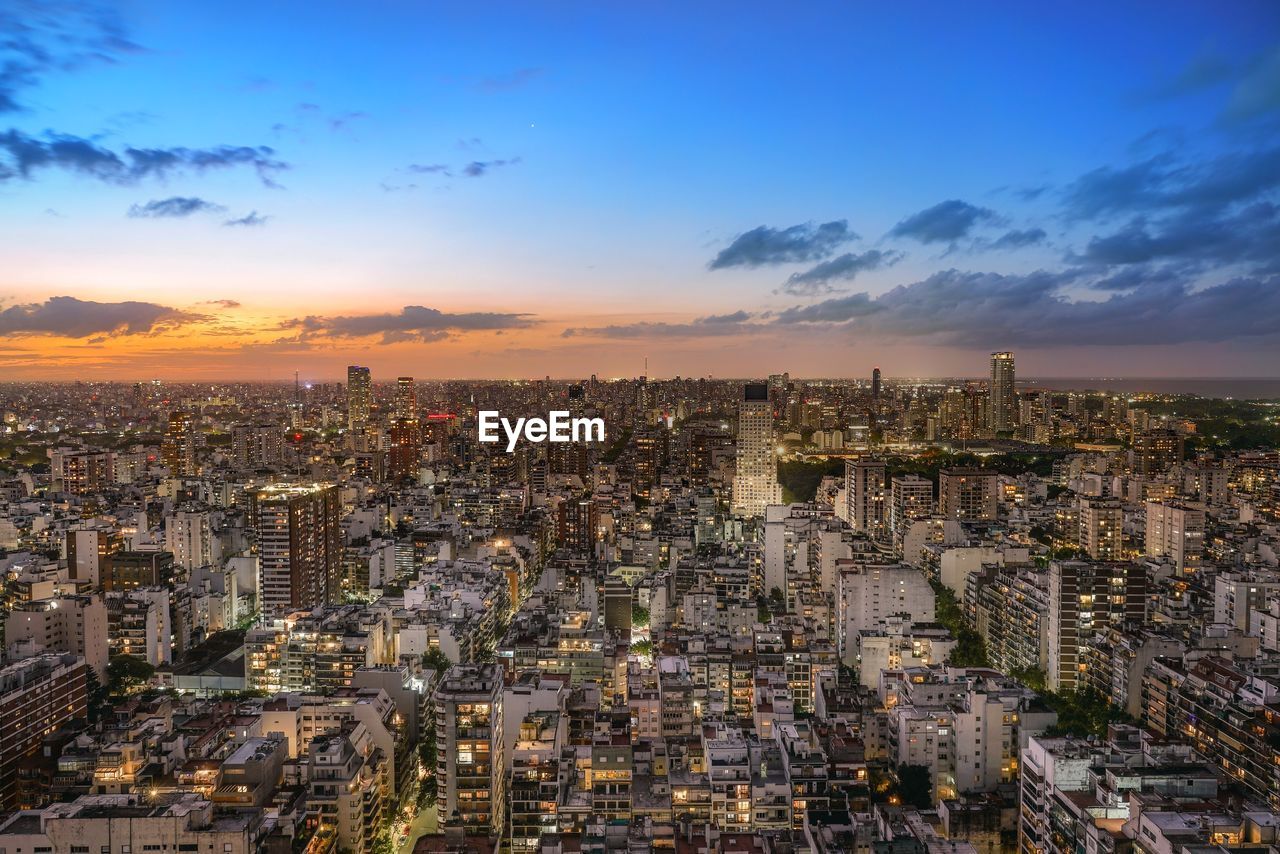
[224,211,270,227]
[0,2,144,114]
[288,305,535,344]
[709,220,856,270]
[0,130,289,186]
[477,68,544,92]
[1068,201,1280,268]
[0,296,201,338]
[562,311,760,340]
[988,228,1047,250]
[462,157,520,177]
[407,163,451,176]
[1223,43,1280,124]
[770,268,1280,347]
[328,111,369,132]
[888,200,999,244]
[1139,48,1236,102]
[780,249,904,296]
[1061,146,1280,221]
[202,299,241,309]
[127,196,224,218]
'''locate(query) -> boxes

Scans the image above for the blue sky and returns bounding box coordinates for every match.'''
[1,1,1279,379]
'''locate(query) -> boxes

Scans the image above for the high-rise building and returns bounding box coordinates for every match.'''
[436,663,505,835]
[557,494,598,557]
[871,366,882,402]
[846,459,887,541]
[1046,561,1146,692]
[989,351,1016,432]
[162,409,196,476]
[1078,496,1123,561]
[252,484,341,613]
[0,653,88,810]
[938,468,999,521]
[1145,500,1204,572]
[731,382,781,517]
[167,507,213,572]
[231,422,283,468]
[4,595,109,681]
[890,475,934,550]
[395,376,416,419]
[1132,429,1183,476]
[346,365,371,432]
[388,418,421,481]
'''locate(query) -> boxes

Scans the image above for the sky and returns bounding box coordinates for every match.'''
[2,0,1280,381]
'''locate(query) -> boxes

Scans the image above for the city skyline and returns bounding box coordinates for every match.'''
[3,2,1280,380]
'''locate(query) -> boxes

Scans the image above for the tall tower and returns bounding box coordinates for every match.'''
[252,484,341,612]
[989,351,1016,432]
[731,382,782,517]
[872,367,882,402]
[846,458,887,541]
[436,664,506,835]
[395,376,416,419]
[346,365,371,432]
[161,410,196,476]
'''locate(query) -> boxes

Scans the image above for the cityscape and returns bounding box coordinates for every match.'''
[3,2,1280,854]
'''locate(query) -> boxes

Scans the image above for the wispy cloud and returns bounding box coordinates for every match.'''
[709,220,857,270]
[285,305,536,344]
[127,196,224,218]
[0,130,289,186]
[224,211,270,227]
[779,249,903,296]
[0,296,202,338]
[888,200,1000,245]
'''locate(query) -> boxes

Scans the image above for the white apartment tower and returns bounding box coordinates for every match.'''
[731,383,781,517]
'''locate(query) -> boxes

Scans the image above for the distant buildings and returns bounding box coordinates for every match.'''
[938,468,998,521]
[347,365,371,432]
[989,351,1016,433]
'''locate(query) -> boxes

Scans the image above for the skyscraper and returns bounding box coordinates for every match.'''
[436,663,506,835]
[872,366,882,402]
[161,409,196,476]
[388,417,421,481]
[989,351,1016,432]
[1078,496,1123,560]
[395,375,416,419]
[731,382,781,517]
[1146,500,1204,573]
[846,458,887,541]
[346,365,371,432]
[252,484,341,612]
[890,474,934,551]
[1046,561,1146,691]
[938,467,999,521]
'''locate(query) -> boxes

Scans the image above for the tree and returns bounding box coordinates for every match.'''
[632,603,650,628]
[895,764,934,809]
[422,647,452,678]
[106,655,155,694]
[630,639,654,657]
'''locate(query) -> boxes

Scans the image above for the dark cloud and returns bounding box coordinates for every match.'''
[462,157,520,177]
[780,249,903,296]
[0,296,200,338]
[988,228,1047,250]
[127,196,224,218]
[1069,202,1280,268]
[224,211,270,227]
[1136,42,1280,125]
[408,163,451,176]
[771,268,1280,347]
[1139,49,1236,102]
[1061,146,1280,221]
[0,130,289,186]
[888,200,999,244]
[0,2,144,114]
[477,68,544,92]
[1223,43,1280,124]
[562,312,761,340]
[288,305,535,344]
[709,220,856,270]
